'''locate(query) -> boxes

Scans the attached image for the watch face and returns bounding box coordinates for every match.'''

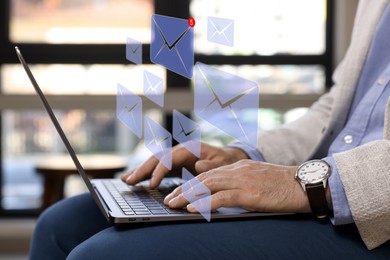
[296,160,330,184]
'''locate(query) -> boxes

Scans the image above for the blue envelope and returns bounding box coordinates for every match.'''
[143,70,164,107]
[194,62,259,149]
[144,116,172,170]
[126,37,142,64]
[116,83,142,138]
[172,110,201,158]
[150,14,194,78]
[207,16,234,47]
[182,168,211,222]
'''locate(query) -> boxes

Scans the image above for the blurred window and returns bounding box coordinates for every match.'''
[191,0,326,55]
[0,0,333,214]
[10,0,153,43]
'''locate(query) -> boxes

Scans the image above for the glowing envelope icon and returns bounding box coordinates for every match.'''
[182,168,211,222]
[194,62,259,149]
[143,70,164,107]
[126,37,142,64]
[116,83,142,138]
[144,116,172,170]
[150,14,194,78]
[172,110,201,158]
[207,16,234,47]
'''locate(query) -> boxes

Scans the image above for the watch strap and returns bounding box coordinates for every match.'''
[306,182,329,219]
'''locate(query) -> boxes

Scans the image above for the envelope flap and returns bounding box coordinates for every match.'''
[195,63,258,105]
[117,83,141,106]
[152,14,191,47]
[144,70,163,90]
[208,16,234,32]
[173,110,199,135]
[145,116,170,147]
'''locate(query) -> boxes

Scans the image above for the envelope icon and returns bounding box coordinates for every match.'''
[182,168,211,222]
[194,62,259,149]
[143,70,164,107]
[116,83,143,138]
[172,110,201,158]
[207,16,234,47]
[126,37,142,64]
[150,14,194,78]
[144,116,172,170]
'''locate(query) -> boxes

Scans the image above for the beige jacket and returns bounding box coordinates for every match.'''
[258,0,390,250]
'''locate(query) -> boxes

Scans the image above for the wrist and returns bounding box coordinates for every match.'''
[224,147,249,161]
[290,166,311,213]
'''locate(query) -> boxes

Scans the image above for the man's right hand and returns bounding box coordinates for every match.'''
[120,143,249,189]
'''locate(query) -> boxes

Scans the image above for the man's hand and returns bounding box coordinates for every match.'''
[121,143,248,189]
[164,160,311,214]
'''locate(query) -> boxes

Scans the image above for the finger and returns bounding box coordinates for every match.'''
[163,186,182,205]
[195,160,223,173]
[149,146,198,188]
[120,169,134,182]
[124,156,159,185]
[167,192,190,209]
[195,166,235,183]
[167,175,234,209]
[149,161,172,189]
[187,190,241,213]
[165,178,209,208]
[171,145,198,173]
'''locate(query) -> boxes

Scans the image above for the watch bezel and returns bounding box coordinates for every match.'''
[295,159,331,186]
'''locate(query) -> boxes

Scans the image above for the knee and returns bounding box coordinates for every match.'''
[30,194,98,258]
[29,202,70,260]
[33,202,63,241]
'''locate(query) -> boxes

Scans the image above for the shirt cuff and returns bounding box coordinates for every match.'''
[323,156,354,225]
[228,142,266,162]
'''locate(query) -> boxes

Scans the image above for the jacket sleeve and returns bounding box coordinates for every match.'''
[333,99,390,250]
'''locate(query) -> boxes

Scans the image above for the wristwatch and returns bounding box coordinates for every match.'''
[295,159,331,219]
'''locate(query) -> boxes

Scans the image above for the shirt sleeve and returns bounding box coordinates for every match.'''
[323,156,355,225]
[228,142,266,162]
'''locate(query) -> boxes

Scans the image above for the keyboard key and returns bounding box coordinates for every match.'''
[150,209,168,215]
[134,210,152,215]
[166,209,185,214]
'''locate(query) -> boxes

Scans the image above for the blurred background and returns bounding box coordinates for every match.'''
[0,0,357,258]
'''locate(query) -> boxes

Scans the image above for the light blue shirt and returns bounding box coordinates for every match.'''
[232,2,390,225]
[325,1,390,225]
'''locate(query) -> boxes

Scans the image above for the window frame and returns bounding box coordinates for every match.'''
[0,0,333,216]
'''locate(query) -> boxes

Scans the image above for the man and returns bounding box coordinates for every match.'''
[30,0,390,259]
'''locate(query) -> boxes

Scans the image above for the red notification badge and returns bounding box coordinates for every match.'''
[188,17,195,27]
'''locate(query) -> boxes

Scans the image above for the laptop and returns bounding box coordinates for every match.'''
[15,46,287,223]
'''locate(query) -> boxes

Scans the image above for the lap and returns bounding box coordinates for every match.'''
[69,216,390,260]
[33,194,390,259]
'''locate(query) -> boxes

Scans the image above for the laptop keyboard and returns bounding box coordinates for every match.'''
[104,180,185,216]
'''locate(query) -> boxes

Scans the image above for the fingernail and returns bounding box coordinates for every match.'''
[187,204,196,212]
[126,175,133,183]
[164,193,173,204]
[150,177,156,189]
[168,197,178,207]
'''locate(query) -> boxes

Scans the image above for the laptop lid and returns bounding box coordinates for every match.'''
[15,46,112,221]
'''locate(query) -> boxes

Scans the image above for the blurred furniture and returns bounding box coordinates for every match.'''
[35,154,127,212]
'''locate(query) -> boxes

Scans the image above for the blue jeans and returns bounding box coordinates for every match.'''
[29,193,390,259]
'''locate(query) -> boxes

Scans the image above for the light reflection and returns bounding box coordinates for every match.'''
[10,0,153,43]
[191,0,326,55]
[2,64,166,95]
